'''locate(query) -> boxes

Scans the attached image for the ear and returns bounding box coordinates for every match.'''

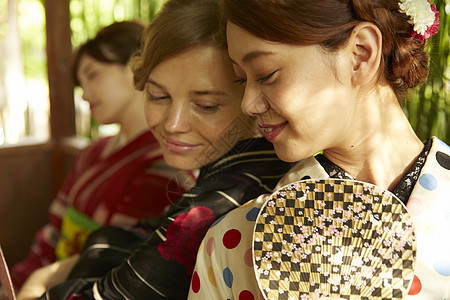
[347,22,383,86]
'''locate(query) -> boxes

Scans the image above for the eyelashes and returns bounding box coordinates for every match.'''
[234,69,279,86]
[146,92,220,113]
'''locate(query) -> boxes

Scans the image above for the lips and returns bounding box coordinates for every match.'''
[164,137,200,154]
[259,122,287,142]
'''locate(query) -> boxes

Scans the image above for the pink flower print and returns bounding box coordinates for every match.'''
[348,194,354,201]
[293,182,301,189]
[268,200,275,207]
[355,192,363,199]
[301,225,309,234]
[289,191,296,198]
[336,206,343,213]
[327,192,332,198]
[280,191,287,197]
[345,211,353,218]
[300,294,310,300]
[295,234,305,244]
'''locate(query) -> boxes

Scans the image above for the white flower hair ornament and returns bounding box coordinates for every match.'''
[398,0,440,43]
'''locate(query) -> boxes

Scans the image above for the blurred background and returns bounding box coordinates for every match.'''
[0,0,448,147]
[0,0,448,265]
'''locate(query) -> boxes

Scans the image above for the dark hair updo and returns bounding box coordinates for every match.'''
[71,21,145,86]
[221,0,434,100]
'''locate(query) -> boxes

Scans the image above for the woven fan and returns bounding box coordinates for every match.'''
[253,179,416,300]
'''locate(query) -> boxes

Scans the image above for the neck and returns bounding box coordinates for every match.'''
[102,92,149,158]
[118,91,149,141]
[324,86,423,191]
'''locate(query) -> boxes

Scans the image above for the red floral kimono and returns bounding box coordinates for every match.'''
[11,131,194,289]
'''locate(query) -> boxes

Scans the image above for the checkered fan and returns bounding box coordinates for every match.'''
[253,179,416,300]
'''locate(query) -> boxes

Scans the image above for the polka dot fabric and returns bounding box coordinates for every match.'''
[404,138,450,299]
[189,137,450,300]
[190,200,267,299]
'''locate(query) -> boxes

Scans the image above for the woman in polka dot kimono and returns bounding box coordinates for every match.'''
[190,0,450,299]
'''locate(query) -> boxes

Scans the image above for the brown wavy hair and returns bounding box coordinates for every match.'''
[221,0,431,100]
[131,0,225,91]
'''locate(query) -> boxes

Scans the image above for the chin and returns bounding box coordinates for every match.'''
[164,155,198,171]
[274,145,308,163]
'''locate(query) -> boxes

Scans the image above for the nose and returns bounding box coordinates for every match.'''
[81,88,91,102]
[164,102,191,133]
[241,85,269,116]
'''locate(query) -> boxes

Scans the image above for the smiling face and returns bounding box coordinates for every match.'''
[144,45,255,171]
[227,22,359,162]
[77,54,140,125]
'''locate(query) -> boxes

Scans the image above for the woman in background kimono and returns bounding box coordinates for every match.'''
[11,21,194,290]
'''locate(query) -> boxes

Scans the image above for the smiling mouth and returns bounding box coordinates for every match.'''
[164,137,200,154]
[258,122,287,142]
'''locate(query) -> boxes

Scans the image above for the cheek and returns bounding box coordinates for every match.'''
[144,104,164,129]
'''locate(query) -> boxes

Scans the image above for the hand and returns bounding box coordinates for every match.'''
[16,254,80,300]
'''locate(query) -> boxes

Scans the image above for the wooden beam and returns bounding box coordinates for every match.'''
[44,0,75,194]
[44,0,75,139]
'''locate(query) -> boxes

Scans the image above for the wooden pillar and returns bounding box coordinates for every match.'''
[43,0,75,194]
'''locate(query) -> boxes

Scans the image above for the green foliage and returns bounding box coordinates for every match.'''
[70,0,167,47]
[18,0,46,78]
[403,0,450,144]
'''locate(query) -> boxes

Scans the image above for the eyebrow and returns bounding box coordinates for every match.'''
[230,50,276,65]
[146,79,228,96]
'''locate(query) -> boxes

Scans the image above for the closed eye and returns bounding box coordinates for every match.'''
[234,78,247,86]
[146,92,169,102]
[256,70,278,84]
